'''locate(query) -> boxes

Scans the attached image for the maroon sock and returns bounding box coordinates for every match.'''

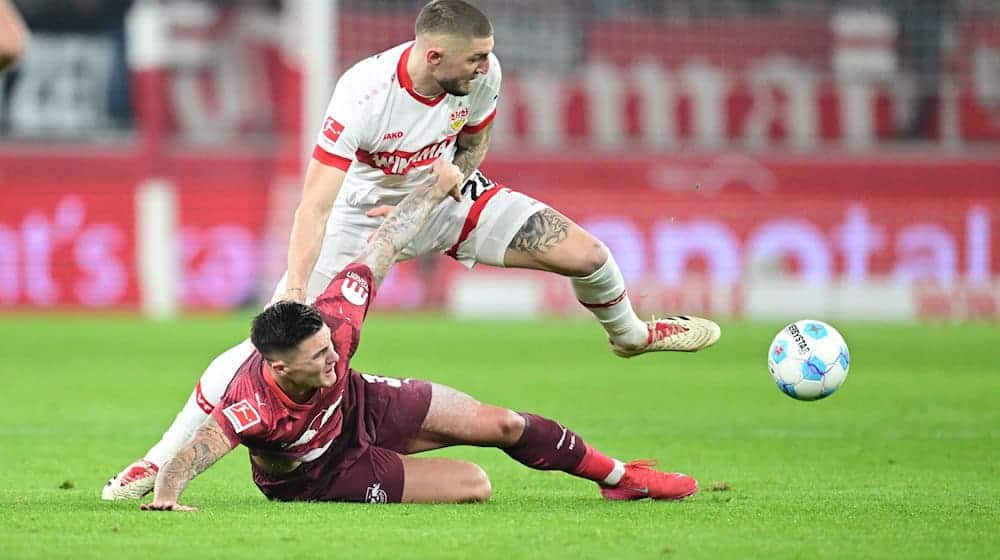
[503,413,589,473]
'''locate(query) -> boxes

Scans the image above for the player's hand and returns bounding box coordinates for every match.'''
[365,205,395,219]
[140,500,198,512]
[430,158,463,202]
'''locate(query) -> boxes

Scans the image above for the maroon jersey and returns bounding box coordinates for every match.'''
[211,263,375,464]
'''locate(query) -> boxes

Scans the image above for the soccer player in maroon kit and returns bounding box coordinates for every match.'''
[141,159,697,510]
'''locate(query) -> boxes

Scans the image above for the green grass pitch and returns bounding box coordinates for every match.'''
[1,314,997,559]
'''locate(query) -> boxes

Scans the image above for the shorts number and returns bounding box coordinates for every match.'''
[360,373,405,388]
[460,171,495,201]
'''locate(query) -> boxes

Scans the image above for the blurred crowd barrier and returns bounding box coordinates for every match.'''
[2,151,998,320]
[1,0,999,319]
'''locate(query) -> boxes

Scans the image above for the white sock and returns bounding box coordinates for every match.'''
[571,252,648,347]
[144,392,209,467]
[602,459,627,486]
[144,339,255,466]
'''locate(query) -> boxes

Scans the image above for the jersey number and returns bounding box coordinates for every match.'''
[460,171,495,201]
[360,374,405,388]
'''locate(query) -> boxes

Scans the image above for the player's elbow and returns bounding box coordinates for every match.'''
[0,35,26,70]
[0,15,28,67]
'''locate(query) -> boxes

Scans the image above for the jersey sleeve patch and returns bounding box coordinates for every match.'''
[322,117,345,143]
[221,399,262,433]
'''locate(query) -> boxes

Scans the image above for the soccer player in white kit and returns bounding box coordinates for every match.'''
[103,0,720,500]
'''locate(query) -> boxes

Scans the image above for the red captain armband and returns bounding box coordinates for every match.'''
[312,146,352,171]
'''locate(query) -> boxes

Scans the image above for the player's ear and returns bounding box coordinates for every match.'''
[270,360,287,375]
[426,47,443,66]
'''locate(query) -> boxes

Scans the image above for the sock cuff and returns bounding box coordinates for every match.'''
[571,251,627,306]
[603,460,626,486]
[506,412,533,449]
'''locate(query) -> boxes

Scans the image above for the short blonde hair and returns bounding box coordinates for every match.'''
[415,0,492,39]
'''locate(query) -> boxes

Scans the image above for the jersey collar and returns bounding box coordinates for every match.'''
[262,360,316,410]
[397,44,447,107]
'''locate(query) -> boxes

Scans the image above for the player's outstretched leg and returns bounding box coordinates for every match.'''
[502,207,721,357]
[407,384,697,501]
[101,339,254,500]
[502,412,697,501]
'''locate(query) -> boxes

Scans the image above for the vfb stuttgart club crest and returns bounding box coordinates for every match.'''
[449,107,469,131]
[365,482,388,503]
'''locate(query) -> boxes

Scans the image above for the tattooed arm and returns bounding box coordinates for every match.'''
[357,159,463,286]
[140,416,235,512]
[361,125,492,220]
[453,123,493,180]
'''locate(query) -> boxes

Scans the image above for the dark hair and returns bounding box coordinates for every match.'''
[415,0,492,39]
[250,300,324,358]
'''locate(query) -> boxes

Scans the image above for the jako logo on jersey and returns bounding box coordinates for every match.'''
[382,130,404,140]
[357,135,456,175]
[341,272,369,306]
[450,107,469,131]
[222,400,261,433]
[365,482,388,503]
[322,117,345,143]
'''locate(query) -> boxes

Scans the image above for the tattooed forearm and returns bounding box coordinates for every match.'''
[154,418,233,502]
[453,127,492,179]
[360,184,446,285]
[509,209,571,255]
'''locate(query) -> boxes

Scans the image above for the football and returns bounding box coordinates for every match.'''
[767,320,850,401]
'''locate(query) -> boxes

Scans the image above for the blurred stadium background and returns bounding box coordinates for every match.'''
[1,0,999,321]
[2,4,998,558]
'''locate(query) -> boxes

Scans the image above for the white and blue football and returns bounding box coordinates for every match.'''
[767,320,850,401]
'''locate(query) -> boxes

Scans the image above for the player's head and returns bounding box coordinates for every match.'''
[251,301,339,389]
[414,0,493,96]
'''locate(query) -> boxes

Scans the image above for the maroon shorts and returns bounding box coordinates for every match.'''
[252,371,432,503]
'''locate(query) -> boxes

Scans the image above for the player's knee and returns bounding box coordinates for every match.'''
[477,406,525,446]
[462,463,492,502]
[496,409,525,446]
[570,238,608,277]
[447,461,491,503]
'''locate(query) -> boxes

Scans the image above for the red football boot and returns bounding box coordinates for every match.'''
[600,460,698,501]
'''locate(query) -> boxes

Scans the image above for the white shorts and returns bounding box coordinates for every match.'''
[273,170,548,302]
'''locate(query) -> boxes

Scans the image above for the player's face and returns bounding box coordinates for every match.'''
[433,35,493,96]
[285,325,339,389]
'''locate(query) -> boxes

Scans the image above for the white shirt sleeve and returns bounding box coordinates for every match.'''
[313,67,370,170]
[463,53,501,134]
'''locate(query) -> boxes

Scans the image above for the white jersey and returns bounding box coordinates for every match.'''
[313,41,501,209]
